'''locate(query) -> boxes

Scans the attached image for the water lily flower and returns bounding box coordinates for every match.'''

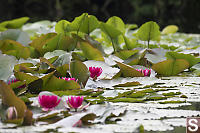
[38,95,61,111]
[6,106,18,120]
[89,66,103,81]
[66,96,89,111]
[60,77,77,82]
[7,78,26,88]
[136,69,151,77]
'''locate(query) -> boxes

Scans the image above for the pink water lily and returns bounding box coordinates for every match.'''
[136,69,151,77]
[60,77,77,82]
[38,95,61,111]
[67,96,89,111]
[89,66,103,81]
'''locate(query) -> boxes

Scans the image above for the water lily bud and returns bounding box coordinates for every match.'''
[6,106,18,120]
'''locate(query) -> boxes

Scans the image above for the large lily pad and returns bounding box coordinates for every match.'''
[152,59,189,76]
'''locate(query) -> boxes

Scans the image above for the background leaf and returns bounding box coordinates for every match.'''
[0,17,29,31]
[162,25,179,34]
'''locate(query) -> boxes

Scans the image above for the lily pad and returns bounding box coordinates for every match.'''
[152,59,189,76]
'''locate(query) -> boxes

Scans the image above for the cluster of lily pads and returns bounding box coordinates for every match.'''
[0,13,200,131]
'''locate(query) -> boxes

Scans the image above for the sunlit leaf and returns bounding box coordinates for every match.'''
[0,17,29,31]
[55,20,71,33]
[137,21,160,42]
[106,16,125,34]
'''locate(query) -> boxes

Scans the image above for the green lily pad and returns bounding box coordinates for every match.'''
[152,59,189,76]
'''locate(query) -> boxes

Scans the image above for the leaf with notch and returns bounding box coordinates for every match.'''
[152,59,189,76]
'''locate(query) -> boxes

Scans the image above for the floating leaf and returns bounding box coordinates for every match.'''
[162,25,179,34]
[152,59,189,76]
[116,61,144,77]
[166,51,200,68]
[70,60,89,87]
[159,100,185,104]
[108,98,144,103]
[113,81,140,87]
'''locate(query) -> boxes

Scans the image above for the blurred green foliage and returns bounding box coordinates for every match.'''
[1,0,200,33]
